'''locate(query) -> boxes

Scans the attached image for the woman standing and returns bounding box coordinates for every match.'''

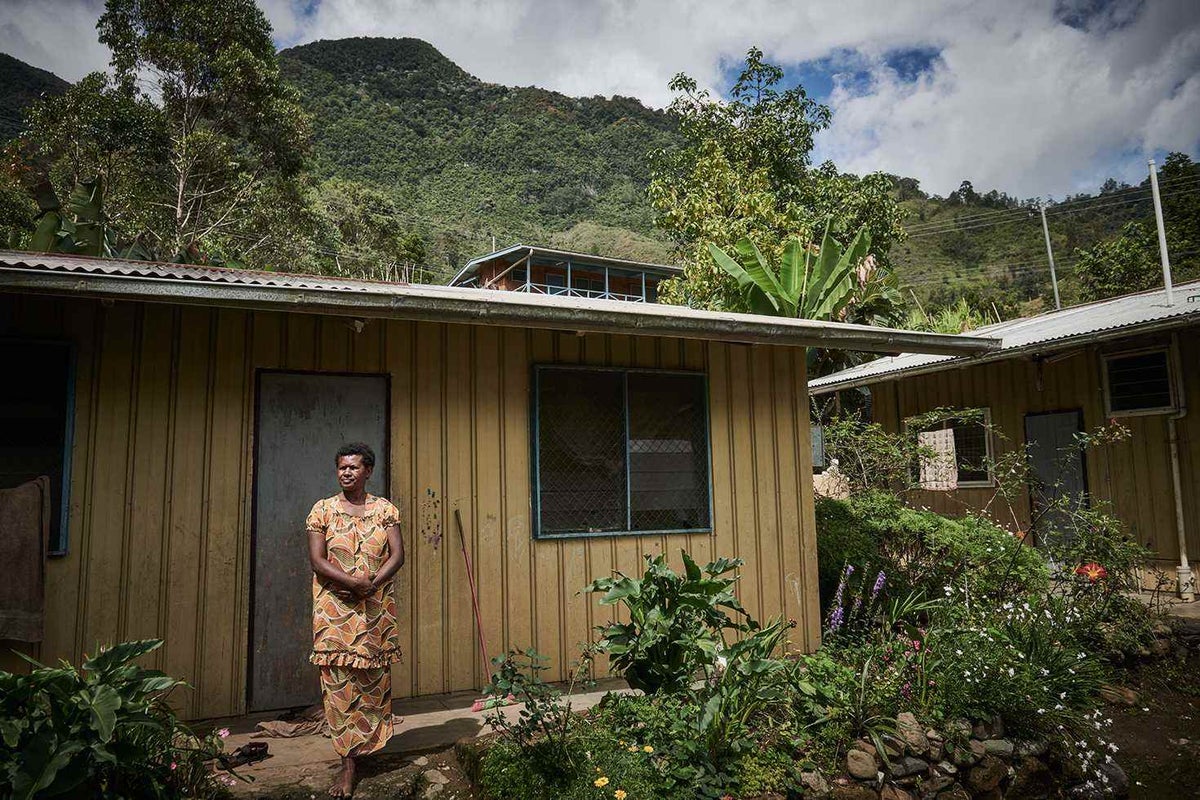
[305,442,405,798]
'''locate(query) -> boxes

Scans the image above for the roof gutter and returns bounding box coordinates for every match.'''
[0,264,999,356]
[810,313,1200,394]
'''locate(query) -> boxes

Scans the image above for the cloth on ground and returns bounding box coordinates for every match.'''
[253,704,329,739]
[0,476,50,641]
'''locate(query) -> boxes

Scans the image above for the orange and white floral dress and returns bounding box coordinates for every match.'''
[305,493,403,757]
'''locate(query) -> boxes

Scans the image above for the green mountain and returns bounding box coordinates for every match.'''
[0,52,69,140]
[278,37,680,270]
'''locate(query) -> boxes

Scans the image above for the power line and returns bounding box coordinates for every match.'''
[902,172,1200,235]
[905,182,1200,239]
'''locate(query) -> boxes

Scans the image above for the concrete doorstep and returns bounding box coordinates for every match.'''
[209,679,631,797]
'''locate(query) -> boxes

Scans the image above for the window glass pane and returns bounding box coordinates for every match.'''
[1107,351,1171,411]
[953,420,989,483]
[536,369,626,534]
[545,272,567,294]
[0,341,71,552]
[512,268,527,284]
[627,373,710,531]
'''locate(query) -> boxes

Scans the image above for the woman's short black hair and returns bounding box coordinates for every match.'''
[335,442,376,469]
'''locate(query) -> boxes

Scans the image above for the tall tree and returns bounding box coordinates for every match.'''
[10,0,311,263]
[648,47,903,311]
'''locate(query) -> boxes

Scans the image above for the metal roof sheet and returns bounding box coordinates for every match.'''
[0,249,999,357]
[810,280,1200,393]
[450,244,684,286]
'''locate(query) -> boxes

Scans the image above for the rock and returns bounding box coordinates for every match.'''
[423,769,449,785]
[971,715,1004,740]
[936,761,958,775]
[1099,760,1130,797]
[802,770,831,797]
[423,784,444,799]
[898,712,930,755]
[975,790,1002,800]
[947,719,971,739]
[411,756,430,767]
[1014,740,1049,758]
[1007,756,1054,800]
[848,749,880,780]
[831,784,880,800]
[882,735,905,759]
[967,755,1007,793]
[880,785,912,800]
[938,785,971,800]
[923,775,954,793]
[856,739,879,758]
[1151,637,1173,657]
[983,739,1014,759]
[887,756,930,779]
[1098,684,1140,705]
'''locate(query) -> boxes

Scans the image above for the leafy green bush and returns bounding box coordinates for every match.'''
[477,731,668,800]
[817,490,1048,604]
[0,639,234,799]
[814,495,881,608]
[586,552,757,694]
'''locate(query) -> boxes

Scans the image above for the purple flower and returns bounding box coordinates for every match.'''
[843,564,856,578]
[871,571,887,599]
[828,606,845,631]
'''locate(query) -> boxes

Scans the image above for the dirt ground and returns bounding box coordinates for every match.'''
[1106,652,1200,799]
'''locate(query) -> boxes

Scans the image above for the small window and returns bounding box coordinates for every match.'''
[912,409,993,488]
[512,268,527,284]
[1104,349,1175,415]
[645,280,659,303]
[0,340,75,554]
[533,367,711,537]
[545,272,567,295]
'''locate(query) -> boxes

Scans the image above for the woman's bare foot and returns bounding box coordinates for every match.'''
[329,755,356,797]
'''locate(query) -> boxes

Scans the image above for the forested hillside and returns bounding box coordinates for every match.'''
[0,52,68,141]
[278,37,679,271]
[1,36,1196,315]
[891,162,1200,320]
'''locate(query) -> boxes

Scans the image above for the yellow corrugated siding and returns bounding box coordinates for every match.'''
[871,330,1200,569]
[0,293,821,719]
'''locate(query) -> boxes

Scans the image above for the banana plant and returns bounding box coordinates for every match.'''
[706,220,874,321]
[29,176,155,260]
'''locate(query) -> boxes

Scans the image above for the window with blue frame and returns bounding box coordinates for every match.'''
[0,340,75,554]
[532,366,711,538]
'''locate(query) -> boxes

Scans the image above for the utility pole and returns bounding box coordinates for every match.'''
[1039,203,1061,310]
[1148,159,1175,305]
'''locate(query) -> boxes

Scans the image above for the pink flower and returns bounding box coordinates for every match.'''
[170,762,177,771]
[217,727,230,739]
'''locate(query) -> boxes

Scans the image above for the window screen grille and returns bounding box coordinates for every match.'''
[952,421,990,484]
[913,411,991,486]
[1105,351,1173,413]
[534,367,711,537]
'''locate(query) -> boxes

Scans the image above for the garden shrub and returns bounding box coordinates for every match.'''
[585,552,757,695]
[816,490,1048,606]
[0,639,234,799]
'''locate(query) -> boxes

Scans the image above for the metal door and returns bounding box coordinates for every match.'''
[250,372,389,711]
[1024,410,1086,547]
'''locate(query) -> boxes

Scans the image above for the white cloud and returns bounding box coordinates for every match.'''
[1,0,1197,197]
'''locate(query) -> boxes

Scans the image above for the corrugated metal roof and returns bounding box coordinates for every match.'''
[450,244,683,286]
[0,249,1000,356]
[811,280,1200,393]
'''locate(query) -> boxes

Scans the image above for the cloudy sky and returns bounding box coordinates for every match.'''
[2,0,1198,198]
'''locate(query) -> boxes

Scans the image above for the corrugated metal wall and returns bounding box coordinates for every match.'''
[869,330,1200,570]
[0,293,821,720]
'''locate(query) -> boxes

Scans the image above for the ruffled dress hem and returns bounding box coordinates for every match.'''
[310,647,403,668]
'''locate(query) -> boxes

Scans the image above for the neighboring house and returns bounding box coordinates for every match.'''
[448,244,682,303]
[810,281,1200,600]
[0,250,989,720]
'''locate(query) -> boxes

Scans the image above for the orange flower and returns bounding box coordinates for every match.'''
[1075,562,1108,582]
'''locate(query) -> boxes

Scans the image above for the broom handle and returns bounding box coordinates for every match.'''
[454,509,490,672]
